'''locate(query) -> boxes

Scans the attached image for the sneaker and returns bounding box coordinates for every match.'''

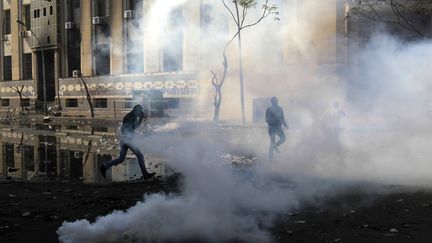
[99,164,107,179]
[143,172,156,180]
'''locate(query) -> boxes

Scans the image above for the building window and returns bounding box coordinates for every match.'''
[43,7,47,16]
[22,53,32,80]
[126,40,144,73]
[24,146,35,171]
[94,0,109,16]
[94,127,108,133]
[3,143,15,169]
[24,5,31,30]
[34,9,40,19]
[167,98,180,109]
[200,4,213,31]
[50,6,53,15]
[163,8,183,72]
[1,99,10,107]
[94,44,110,76]
[3,56,12,81]
[66,125,78,130]
[65,98,78,107]
[4,10,11,35]
[93,98,108,108]
[21,98,30,107]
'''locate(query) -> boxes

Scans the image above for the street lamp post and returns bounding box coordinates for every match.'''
[17,19,50,177]
[16,19,47,115]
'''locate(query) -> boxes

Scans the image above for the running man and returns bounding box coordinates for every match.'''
[99,104,155,180]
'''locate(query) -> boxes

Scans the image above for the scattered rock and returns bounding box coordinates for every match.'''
[8,194,16,198]
[422,203,430,207]
[294,220,306,224]
[334,238,341,242]
[42,191,52,195]
[389,228,399,233]
[22,211,31,217]
[396,199,404,202]
[286,230,293,235]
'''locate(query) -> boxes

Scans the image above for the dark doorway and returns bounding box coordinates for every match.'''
[36,50,55,101]
[38,135,57,177]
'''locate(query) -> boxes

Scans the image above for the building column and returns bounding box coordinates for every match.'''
[110,0,123,75]
[54,50,61,107]
[32,53,38,97]
[336,0,348,64]
[11,0,21,80]
[82,152,95,183]
[80,0,92,76]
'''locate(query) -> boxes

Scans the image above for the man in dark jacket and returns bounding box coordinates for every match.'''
[266,97,288,160]
[99,104,155,180]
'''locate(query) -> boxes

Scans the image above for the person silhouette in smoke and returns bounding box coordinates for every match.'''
[266,97,288,160]
[99,104,155,180]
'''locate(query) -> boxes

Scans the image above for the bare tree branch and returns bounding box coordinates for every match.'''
[351,0,426,37]
[221,0,239,26]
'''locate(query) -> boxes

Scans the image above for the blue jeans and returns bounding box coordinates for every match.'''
[104,141,149,176]
[268,126,286,160]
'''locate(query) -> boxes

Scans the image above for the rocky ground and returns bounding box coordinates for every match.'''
[1,177,431,243]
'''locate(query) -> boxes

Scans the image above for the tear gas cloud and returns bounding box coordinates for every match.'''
[58,0,432,242]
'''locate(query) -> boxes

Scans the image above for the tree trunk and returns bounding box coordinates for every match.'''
[237,33,246,124]
[234,1,246,124]
[213,86,222,121]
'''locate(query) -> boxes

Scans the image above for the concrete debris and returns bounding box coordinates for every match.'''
[21,212,31,217]
[396,199,404,202]
[334,238,341,242]
[223,154,257,165]
[8,194,16,198]
[389,228,399,233]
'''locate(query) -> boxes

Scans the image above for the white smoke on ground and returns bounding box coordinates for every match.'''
[57,123,349,243]
[57,0,432,242]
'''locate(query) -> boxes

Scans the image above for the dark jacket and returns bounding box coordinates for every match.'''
[266,105,288,128]
[121,109,145,134]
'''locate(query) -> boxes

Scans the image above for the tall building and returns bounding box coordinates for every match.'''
[0,0,202,118]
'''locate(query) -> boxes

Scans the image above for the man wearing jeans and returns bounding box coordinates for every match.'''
[266,97,288,160]
[99,104,155,180]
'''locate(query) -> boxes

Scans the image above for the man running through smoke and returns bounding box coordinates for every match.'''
[99,104,155,180]
[266,97,288,160]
